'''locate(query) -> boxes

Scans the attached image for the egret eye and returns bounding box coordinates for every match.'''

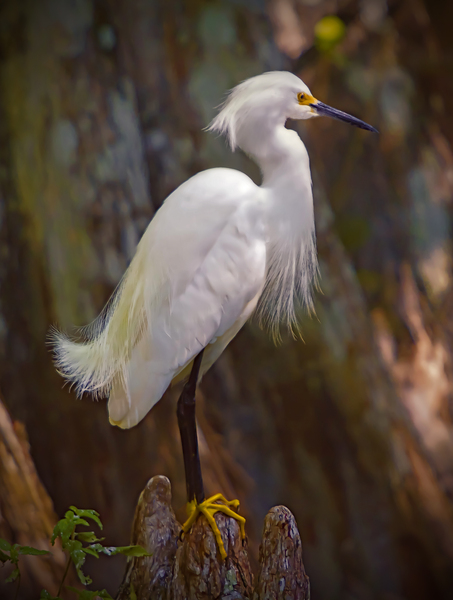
[297,92,305,103]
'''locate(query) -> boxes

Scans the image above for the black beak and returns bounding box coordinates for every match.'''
[311,101,378,133]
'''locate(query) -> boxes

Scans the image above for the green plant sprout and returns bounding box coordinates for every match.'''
[0,539,50,599]
[0,506,150,599]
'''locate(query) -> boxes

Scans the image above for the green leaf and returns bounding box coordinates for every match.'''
[83,546,99,558]
[72,548,87,570]
[97,591,114,599]
[63,538,92,585]
[0,549,10,562]
[49,508,147,590]
[0,538,11,551]
[130,582,137,600]
[76,566,92,586]
[18,546,51,556]
[65,539,90,585]
[51,525,60,545]
[9,545,19,563]
[66,538,83,553]
[70,507,103,530]
[5,566,20,583]
[40,590,62,600]
[76,532,103,543]
[67,541,84,565]
[113,545,151,558]
[52,518,75,546]
[86,543,116,557]
[61,511,90,529]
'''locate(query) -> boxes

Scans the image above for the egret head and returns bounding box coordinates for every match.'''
[209,71,377,151]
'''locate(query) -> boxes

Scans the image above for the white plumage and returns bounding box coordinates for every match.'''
[52,71,375,428]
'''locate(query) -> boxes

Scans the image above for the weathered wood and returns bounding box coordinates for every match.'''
[0,397,77,597]
[116,476,179,600]
[117,476,308,600]
[171,510,253,600]
[254,507,310,600]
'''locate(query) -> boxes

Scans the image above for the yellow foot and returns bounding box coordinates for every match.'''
[181,493,246,560]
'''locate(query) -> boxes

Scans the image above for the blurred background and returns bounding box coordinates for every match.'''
[0,0,452,598]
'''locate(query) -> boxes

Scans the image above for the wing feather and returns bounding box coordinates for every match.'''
[52,168,264,427]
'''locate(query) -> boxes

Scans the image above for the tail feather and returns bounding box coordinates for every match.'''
[51,329,118,396]
[108,370,171,429]
[107,331,173,428]
[50,225,168,407]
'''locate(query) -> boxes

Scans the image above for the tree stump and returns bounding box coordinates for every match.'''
[116,476,310,600]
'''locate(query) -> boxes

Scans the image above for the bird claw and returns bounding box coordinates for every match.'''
[181,493,246,560]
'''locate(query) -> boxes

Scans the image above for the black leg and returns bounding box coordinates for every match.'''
[177,349,205,505]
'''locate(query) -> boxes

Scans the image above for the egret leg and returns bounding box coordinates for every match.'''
[177,350,246,560]
[177,349,205,504]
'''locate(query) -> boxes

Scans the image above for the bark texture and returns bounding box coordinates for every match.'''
[116,475,309,600]
[254,506,310,600]
[116,475,179,600]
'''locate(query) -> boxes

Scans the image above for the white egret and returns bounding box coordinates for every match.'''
[52,71,376,559]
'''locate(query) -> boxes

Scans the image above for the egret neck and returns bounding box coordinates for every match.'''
[241,122,317,334]
[246,122,311,187]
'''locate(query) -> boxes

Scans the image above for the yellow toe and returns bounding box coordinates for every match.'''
[181,494,246,560]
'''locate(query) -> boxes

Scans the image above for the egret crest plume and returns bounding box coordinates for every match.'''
[207,71,312,151]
